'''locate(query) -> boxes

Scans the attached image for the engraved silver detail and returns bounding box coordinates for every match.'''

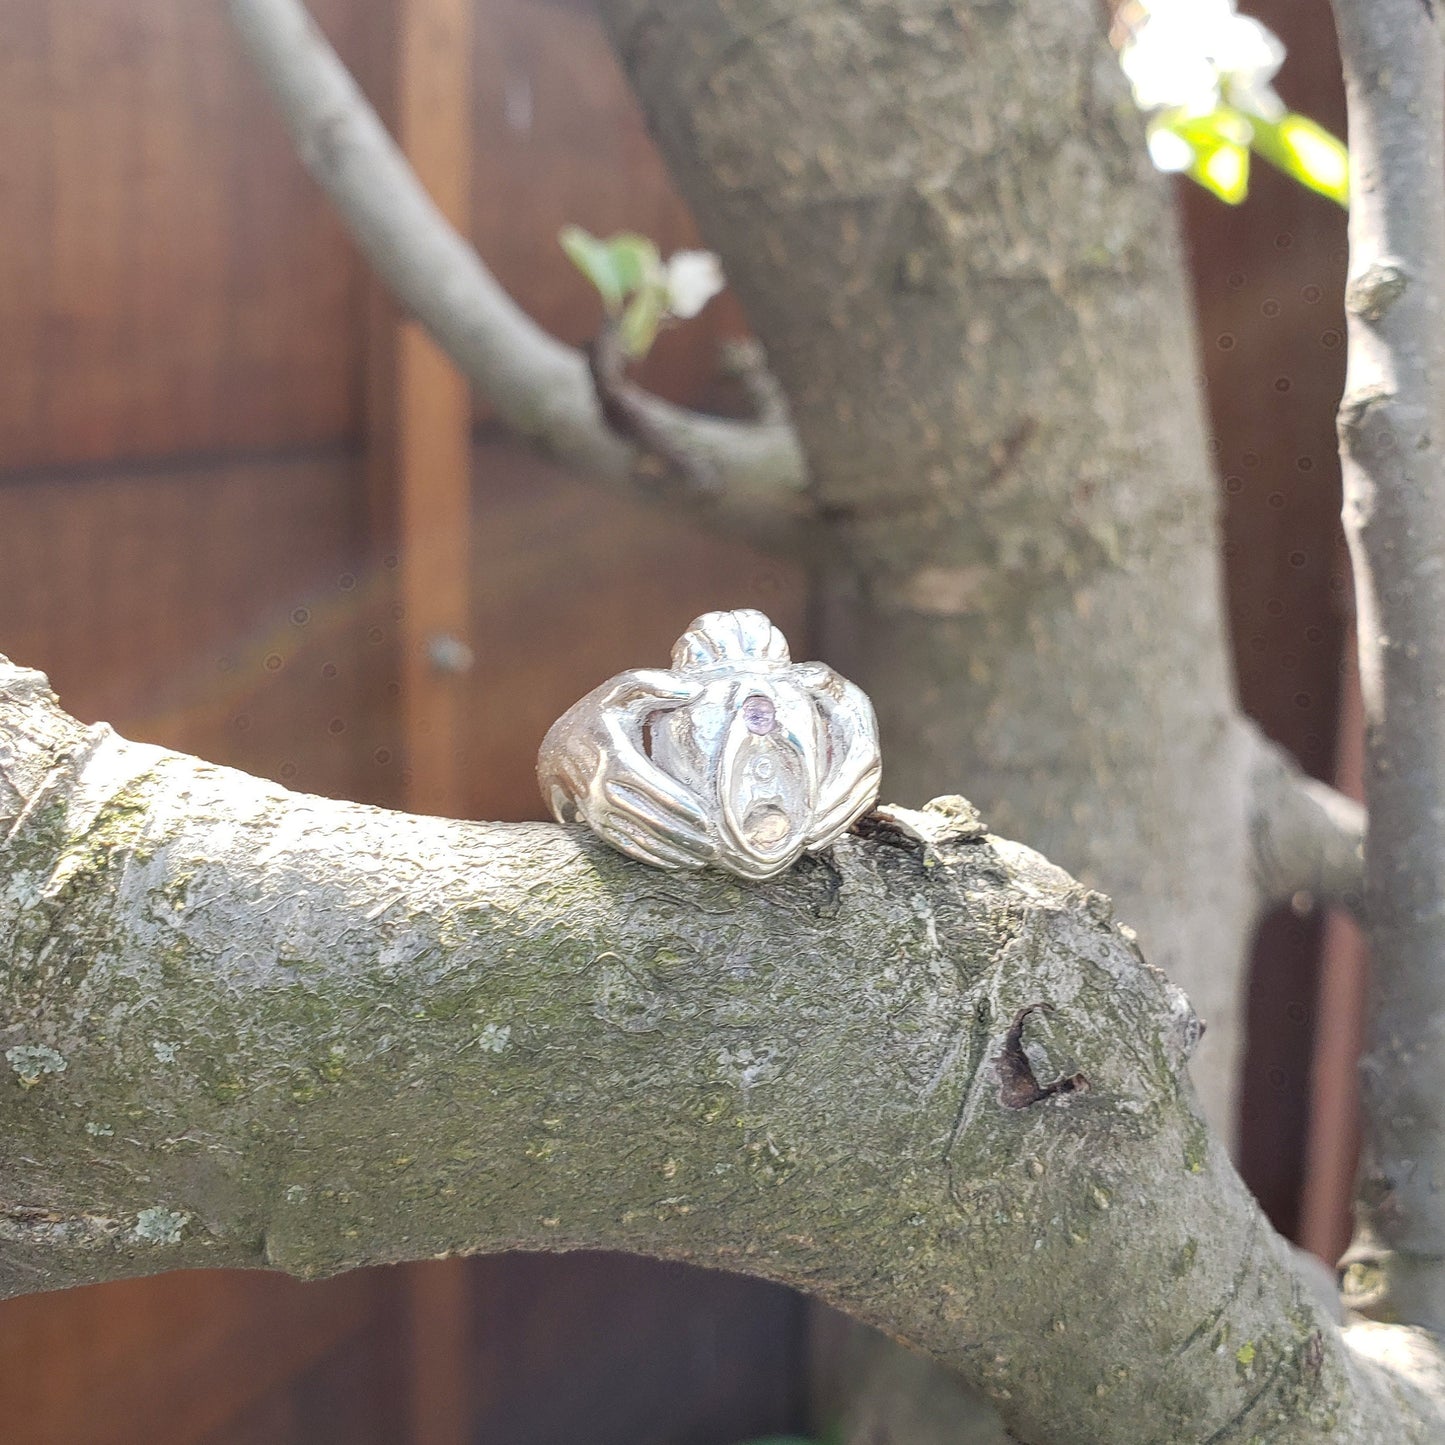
[536,609,882,880]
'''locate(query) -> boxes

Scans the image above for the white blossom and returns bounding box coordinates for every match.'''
[1118,0,1285,120]
[664,250,725,319]
[1146,126,1195,174]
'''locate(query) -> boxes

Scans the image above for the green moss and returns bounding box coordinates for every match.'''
[157,870,195,911]
[156,939,195,984]
[1,790,69,873]
[744,1137,797,1184]
[1182,1113,1209,1174]
[1171,1239,1198,1279]
[56,786,155,884]
[4,777,165,1004]
[647,948,686,978]
[277,956,325,979]
[691,1089,731,1125]
[316,1045,347,1082]
[423,993,469,1020]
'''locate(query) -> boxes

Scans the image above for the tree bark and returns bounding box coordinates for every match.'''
[580,8,1281,1429]
[0,654,1441,1443]
[1330,0,1445,1334]
[590,0,1257,1135]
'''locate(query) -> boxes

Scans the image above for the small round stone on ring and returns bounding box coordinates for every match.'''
[536,609,882,880]
[742,694,776,735]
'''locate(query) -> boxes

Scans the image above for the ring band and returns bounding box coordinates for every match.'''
[537,609,882,880]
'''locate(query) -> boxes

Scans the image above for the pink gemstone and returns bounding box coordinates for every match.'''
[741,693,776,735]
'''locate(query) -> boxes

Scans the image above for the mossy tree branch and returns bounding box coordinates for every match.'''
[1,654,1442,1443]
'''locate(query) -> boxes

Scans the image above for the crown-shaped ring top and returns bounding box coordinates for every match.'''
[538,610,881,880]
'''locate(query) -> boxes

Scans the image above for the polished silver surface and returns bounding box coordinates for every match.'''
[537,609,882,880]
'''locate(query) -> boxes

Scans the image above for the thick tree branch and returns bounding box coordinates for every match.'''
[223,0,809,549]
[1,654,1442,1442]
[1330,0,1445,1333]
[1242,720,1366,913]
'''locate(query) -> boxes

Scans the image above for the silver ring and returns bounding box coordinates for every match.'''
[537,609,882,880]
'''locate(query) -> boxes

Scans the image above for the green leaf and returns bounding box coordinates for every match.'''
[1167,115,1251,205]
[1174,108,1252,150]
[1148,105,1349,208]
[558,226,661,313]
[559,226,623,312]
[604,233,660,295]
[1147,109,1252,203]
[1249,112,1349,207]
[1191,137,1249,205]
[617,282,668,359]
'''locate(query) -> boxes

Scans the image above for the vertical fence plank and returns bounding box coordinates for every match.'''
[363,0,477,1439]
[367,0,475,822]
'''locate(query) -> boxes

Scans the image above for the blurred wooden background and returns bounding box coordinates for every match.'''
[0,0,1359,1439]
